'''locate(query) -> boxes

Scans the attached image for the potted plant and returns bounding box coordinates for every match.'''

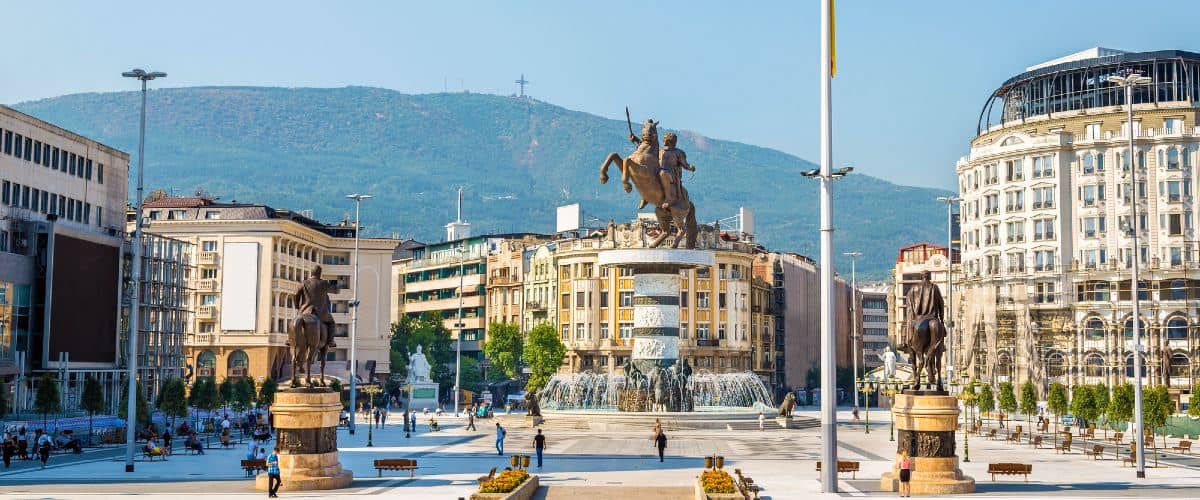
[471,468,539,500]
[695,469,741,500]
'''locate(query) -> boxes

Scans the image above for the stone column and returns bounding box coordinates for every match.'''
[880,393,974,495]
[256,389,353,491]
[631,271,681,374]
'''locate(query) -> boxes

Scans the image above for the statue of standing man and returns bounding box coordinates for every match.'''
[296,266,339,349]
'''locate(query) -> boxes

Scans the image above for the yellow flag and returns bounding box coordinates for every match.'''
[830,0,837,77]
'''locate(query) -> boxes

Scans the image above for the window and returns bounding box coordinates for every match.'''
[984,194,999,215]
[97,164,104,184]
[1082,248,1107,269]
[1081,152,1096,174]
[679,292,688,307]
[1165,213,1187,236]
[201,268,217,279]
[619,323,633,338]
[561,324,569,339]
[1085,123,1101,140]
[1033,249,1055,271]
[201,241,217,252]
[13,134,23,158]
[619,291,633,307]
[1078,282,1110,302]
[718,292,727,309]
[1006,251,1025,273]
[1082,216,1106,238]
[1170,353,1190,377]
[560,294,570,309]
[697,323,710,339]
[1032,219,1051,241]
[1161,180,1189,202]
[1167,317,1188,340]
[576,291,585,308]
[198,323,215,333]
[32,140,41,164]
[1,181,8,205]
[1034,282,1055,303]
[697,292,710,308]
[1005,158,1023,181]
[1164,117,1183,134]
[1005,190,1024,211]
[1032,187,1054,209]
[204,210,220,219]
[1123,318,1148,339]
[1080,184,1104,206]
[201,294,218,305]
[600,324,610,339]
[718,325,727,339]
[1166,148,1181,170]
[1030,154,1053,178]
[575,323,585,340]
[600,291,609,308]
[680,322,689,339]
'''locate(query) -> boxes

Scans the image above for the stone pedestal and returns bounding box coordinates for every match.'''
[879,393,974,495]
[407,382,439,412]
[256,389,353,491]
[525,415,544,427]
[775,416,793,429]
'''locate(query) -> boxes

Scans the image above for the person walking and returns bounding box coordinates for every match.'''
[654,431,667,462]
[381,408,388,427]
[373,407,382,429]
[266,445,282,498]
[898,451,912,497]
[3,435,15,468]
[495,423,506,455]
[36,430,52,468]
[410,411,417,431]
[466,406,477,431]
[533,429,546,468]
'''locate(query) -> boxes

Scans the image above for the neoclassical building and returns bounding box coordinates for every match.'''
[955,48,1200,406]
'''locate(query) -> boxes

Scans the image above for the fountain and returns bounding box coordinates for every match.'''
[539,370,775,412]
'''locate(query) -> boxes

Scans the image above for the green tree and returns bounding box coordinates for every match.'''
[1070,384,1097,435]
[390,313,456,399]
[258,377,278,408]
[458,356,485,395]
[118,380,150,430]
[1047,382,1069,439]
[329,379,346,408]
[1190,397,1200,418]
[1108,383,1135,432]
[977,384,995,420]
[998,381,1017,427]
[1019,380,1038,434]
[80,375,106,444]
[1143,385,1173,451]
[1091,383,1110,432]
[482,322,524,380]
[524,322,566,393]
[229,378,254,414]
[34,374,63,429]
[188,377,214,412]
[218,378,234,415]
[156,378,189,432]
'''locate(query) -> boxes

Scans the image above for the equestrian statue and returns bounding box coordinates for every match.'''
[289,265,339,387]
[898,271,948,392]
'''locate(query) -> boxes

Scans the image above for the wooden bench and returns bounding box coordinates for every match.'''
[142,448,166,462]
[733,468,761,500]
[241,459,267,476]
[374,458,418,478]
[1082,427,1096,439]
[815,460,860,479]
[1030,435,1043,448]
[1055,436,1073,454]
[1083,444,1105,460]
[477,467,497,486]
[1005,431,1022,443]
[1122,449,1138,467]
[1108,432,1124,444]
[986,429,997,440]
[1170,440,1192,454]
[986,463,1032,482]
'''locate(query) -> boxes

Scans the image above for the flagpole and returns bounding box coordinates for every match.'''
[818,0,839,492]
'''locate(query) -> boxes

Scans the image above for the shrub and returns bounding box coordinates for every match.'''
[700,469,737,494]
[479,469,530,493]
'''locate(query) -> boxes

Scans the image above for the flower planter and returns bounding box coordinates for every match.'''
[470,474,539,500]
[694,477,743,500]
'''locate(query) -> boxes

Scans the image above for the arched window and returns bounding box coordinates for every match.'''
[1167,316,1188,340]
[1046,351,1067,378]
[1169,352,1190,378]
[1124,353,1147,378]
[1085,353,1106,377]
[1167,148,1180,170]
[228,350,250,378]
[1123,318,1147,339]
[1169,279,1188,300]
[1082,152,1095,174]
[197,350,217,378]
[996,352,1013,379]
[1084,317,1106,340]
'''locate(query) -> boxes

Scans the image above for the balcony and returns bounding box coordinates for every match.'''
[525,301,546,311]
[489,275,517,286]
[696,338,721,347]
[195,278,217,291]
[197,306,218,319]
[199,252,218,265]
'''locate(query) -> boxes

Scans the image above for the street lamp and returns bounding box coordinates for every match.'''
[802,164,851,492]
[345,193,372,435]
[1107,70,1152,479]
[957,377,980,463]
[844,251,862,411]
[121,67,166,474]
[881,377,900,441]
[363,384,382,447]
[452,243,467,417]
[936,196,961,385]
[856,376,875,434]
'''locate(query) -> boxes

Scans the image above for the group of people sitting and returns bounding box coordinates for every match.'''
[2,427,82,468]
[140,425,173,458]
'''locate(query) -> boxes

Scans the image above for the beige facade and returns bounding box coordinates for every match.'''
[954,49,1200,405]
[521,243,557,332]
[137,197,395,384]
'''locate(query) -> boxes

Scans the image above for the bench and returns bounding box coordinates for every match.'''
[1030,435,1043,448]
[1006,431,1022,443]
[1170,440,1192,454]
[986,463,1032,482]
[1055,436,1073,454]
[986,429,997,440]
[1083,444,1105,460]
[241,459,267,477]
[1108,432,1124,444]
[815,460,860,479]
[141,448,167,461]
[374,458,418,478]
[733,468,761,500]
[1122,449,1138,467]
[477,467,497,486]
[1082,427,1096,439]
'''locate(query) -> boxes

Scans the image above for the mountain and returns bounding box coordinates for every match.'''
[13,87,951,278]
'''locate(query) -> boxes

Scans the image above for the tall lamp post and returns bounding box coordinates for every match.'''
[452,243,467,417]
[345,194,372,435]
[936,196,961,385]
[1108,70,1152,479]
[844,251,862,411]
[121,68,166,473]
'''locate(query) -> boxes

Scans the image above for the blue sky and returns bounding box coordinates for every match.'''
[3,1,1197,189]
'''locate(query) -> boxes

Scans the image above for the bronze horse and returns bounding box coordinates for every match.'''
[289,313,330,387]
[900,316,947,392]
[599,119,698,249]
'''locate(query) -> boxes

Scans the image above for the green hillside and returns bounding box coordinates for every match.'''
[13,86,950,277]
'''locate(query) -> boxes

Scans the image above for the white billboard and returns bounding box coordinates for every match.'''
[220,242,260,331]
[556,203,581,233]
[739,207,755,235]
